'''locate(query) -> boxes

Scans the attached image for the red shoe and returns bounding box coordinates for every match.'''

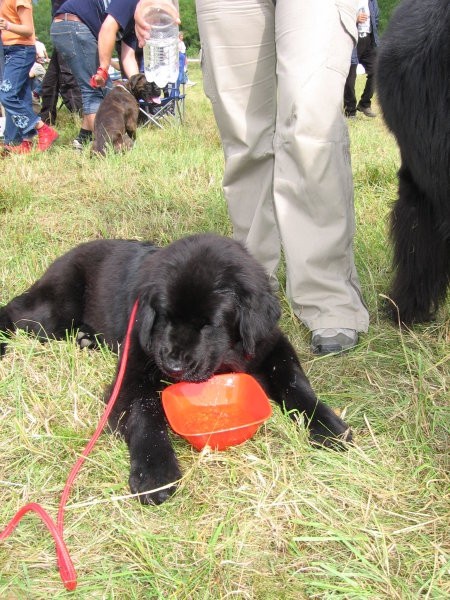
[37,123,59,151]
[4,140,33,154]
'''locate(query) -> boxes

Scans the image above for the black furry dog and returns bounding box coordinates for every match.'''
[0,234,351,504]
[92,74,160,156]
[376,0,450,323]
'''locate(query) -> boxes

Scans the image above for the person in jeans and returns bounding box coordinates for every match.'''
[0,0,58,154]
[344,0,380,118]
[135,0,369,354]
[39,48,82,125]
[39,0,82,126]
[50,0,139,149]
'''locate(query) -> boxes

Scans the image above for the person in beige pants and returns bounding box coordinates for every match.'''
[135,0,369,354]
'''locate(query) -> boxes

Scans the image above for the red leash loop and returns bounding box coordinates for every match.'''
[0,299,139,591]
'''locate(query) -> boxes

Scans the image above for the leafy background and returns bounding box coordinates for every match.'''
[33,0,401,57]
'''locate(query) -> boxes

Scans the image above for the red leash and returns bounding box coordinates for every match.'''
[0,299,139,591]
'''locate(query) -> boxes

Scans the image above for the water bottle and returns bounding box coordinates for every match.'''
[143,1,179,88]
[357,7,368,38]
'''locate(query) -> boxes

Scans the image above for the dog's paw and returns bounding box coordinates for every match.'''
[309,408,353,450]
[76,325,102,350]
[129,461,182,505]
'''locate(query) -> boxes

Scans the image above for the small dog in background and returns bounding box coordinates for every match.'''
[92,74,160,156]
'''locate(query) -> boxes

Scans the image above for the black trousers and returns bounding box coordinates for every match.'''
[344,35,376,116]
[39,50,82,125]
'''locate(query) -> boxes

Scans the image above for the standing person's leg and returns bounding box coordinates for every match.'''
[39,51,60,124]
[58,52,82,114]
[51,20,110,141]
[357,38,376,111]
[274,0,369,342]
[344,63,357,117]
[0,37,4,81]
[0,45,38,146]
[196,0,281,285]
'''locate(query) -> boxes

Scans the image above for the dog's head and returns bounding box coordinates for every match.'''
[136,234,281,382]
[128,73,161,103]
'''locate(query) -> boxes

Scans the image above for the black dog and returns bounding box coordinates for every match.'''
[376,0,450,324]
[0,234,351,504]
[92,73,160,156]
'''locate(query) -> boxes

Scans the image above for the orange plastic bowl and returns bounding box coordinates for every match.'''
[162,373,272,451]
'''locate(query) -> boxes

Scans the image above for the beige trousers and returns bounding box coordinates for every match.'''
[196,0,369,332]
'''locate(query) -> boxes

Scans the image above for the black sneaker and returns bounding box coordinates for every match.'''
[73,131,93,150]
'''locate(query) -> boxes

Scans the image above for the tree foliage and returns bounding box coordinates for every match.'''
[179,0,200,55]
[33,0,52,53]
[32,0,399,59]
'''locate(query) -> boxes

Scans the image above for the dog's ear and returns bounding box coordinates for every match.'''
[128,74,140,87]
[238,289,281,356]
[137,292,156,353]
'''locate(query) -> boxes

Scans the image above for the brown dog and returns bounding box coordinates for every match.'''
[92,74,160,156]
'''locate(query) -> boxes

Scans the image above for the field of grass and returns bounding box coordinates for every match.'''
[0,64,448,599]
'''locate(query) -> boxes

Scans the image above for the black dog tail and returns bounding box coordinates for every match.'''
[390,166,450,325]
[0,307,14,357]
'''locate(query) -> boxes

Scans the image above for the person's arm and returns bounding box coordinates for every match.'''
[98,15,120,75]
[0,5,34,37]
[120,41,140,78]
[134,0,180,47]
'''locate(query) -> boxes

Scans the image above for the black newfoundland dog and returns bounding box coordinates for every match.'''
[376,0,450,324]
[0,234,351,504]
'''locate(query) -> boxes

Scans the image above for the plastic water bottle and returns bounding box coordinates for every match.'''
[143,2,179,88]
[357,7,368,37]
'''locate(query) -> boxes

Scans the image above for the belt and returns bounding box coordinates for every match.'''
[53,13,83,23]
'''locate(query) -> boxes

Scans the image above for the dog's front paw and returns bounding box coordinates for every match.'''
[129,460,182,505]
[309,406,353,450]
[76,325,102,350]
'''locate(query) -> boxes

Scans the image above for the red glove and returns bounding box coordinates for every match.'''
[90,67,109,88]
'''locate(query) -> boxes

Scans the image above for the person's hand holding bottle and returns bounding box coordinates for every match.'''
[135,1,181,47]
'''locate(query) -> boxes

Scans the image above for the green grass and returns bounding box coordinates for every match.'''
[0,66,449,599]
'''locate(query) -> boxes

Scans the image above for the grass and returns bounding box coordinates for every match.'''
[0,65,449,599]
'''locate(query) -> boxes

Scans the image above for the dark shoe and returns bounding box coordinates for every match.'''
[357,105,376,118]
[37,123,58,151]
[73,131,93,150]
[4,140,33,154]
[311,328,358,355]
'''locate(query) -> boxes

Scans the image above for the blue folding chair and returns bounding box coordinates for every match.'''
[139,53,186,129]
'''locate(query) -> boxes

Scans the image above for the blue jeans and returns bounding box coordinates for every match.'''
[51,20,111,115]
[0,45,39,144]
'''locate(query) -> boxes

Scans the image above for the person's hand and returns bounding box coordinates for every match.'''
[356,12,368,24]
[135,0,181,48]
[0,18,10,31]
[90,67,109,88]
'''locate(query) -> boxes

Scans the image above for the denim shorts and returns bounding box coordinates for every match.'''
[50,20,111,114]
